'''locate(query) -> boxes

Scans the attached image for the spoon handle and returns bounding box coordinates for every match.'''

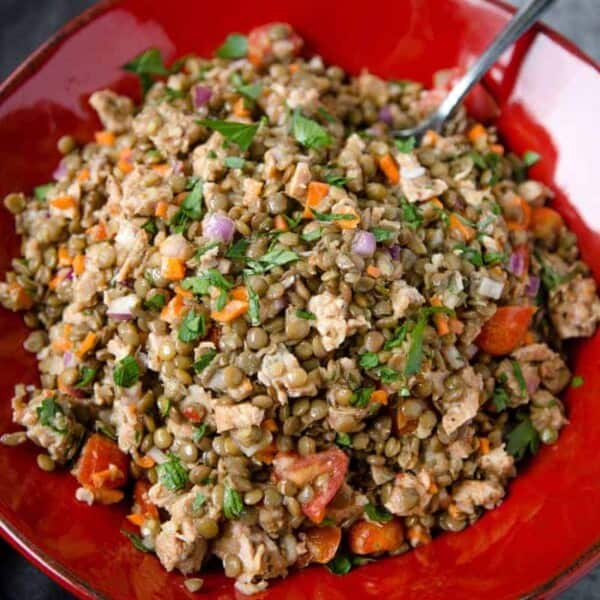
[433,0,556,127]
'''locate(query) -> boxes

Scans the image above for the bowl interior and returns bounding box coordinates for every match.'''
[0,1,599,598]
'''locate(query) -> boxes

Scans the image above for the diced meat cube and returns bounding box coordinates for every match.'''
[89,90,134,133]
[214,403,264,433]
[549,276,600,339]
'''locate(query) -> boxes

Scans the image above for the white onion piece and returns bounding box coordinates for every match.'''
[401,166,425,179]
[147,447,169,464]
[107,294,139,320]
[477,277,504,299]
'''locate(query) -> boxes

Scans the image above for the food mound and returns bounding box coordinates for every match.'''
[1,22,599,595]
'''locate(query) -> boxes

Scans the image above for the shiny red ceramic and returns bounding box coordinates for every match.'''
[0,1,599,598]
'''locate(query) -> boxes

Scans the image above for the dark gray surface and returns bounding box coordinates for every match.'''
[0,1,599,599]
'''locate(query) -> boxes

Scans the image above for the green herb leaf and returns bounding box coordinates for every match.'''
[224,156,245,169]
[164,87,185,101]
[292,109,331,149]
[359,352,380,370]
[193,349,217,373]
[506,416,539,461]
[511,360,527,397]
[192,493,207,511]
[335,432,352,447]
[74,367,97,389]
[311,210,356,222]
[123,48,169,95]
[34,183,53,201]
[245,247,299,273]
[401,201,423,230]
[384,323,408,350]
[237,82,263,103]
[318,107,336,123]
[144,293,166,311]
[324,172,349,187]
[350,386,375,408]
[295,309,316,320]
[404,315,427,377]
[454,243,483,267]
[364,503,393,523]
[301,227,322,242]
[141,219,158,236]
[375,365,401,383]
[36,397,66,433]
[157,454,189,491]
[225,238,249,259]
[113,355,140,388]
[193,422,208,443]
[483,251,506,265]
[196,242,220,259]
[171,178,204,233]
[182,269,233,296]
[245,277,261,326]
[395,136,416,153]
[178,309,206,343]
[121,529,152,553]
[371,227,395,242]
[216,34,248,59]
[327,554,352,576]
[469,151,488,169]
[571,375,584,388]
[96,421,117,441]
[223,485,244,520]
[522,150,541,168]
[492,386,509,411]
[198,119,259,152]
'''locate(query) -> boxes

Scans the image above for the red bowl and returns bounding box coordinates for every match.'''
[1,1,599,598]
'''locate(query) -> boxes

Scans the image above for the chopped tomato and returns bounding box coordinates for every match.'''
[133,480,159,520]
[304,526,342,564]
[73,433,129,490]
[248,23,303,67]
[349,519,404,555]
[182,406,203,423]
[273,448,349,523]
[475,305,536,356]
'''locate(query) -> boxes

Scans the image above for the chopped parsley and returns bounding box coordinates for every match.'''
[317,107,336,123]
[506,415,539,461]
[223,485,244,520]
[34,183,53,202]
[291,109,331,149]
[401,201,423,229]
[170,178,204,233]
[384,323,408,350]
[324,172,349,187]
[376,366,401,383]
[483,251,506,265]
[36,397,66,433]
[395,136,416,153]
[193,422,209,443]
[224,156,245,169]
[244,247,299,274]
[492,386,509,411]
[335,432,352,447]
[197,119,259,152]
[358,352,379,370]
[182,269,233,296]
[371,227,395,242]
[216,33,248,59]
[144,293,166,311]
[364,503,393,523]
[522,150,541,167]
[195,242,220,259]
[301,227,322,242]
[454,243,483,267]
[96,421,117,441]
[178,309,206,343]
[245,277,261,326]
[74,367,97,389]
[193,349,217,373]
[192,493,207,512]
[122,48,169,95]
[141,219,158,236]
[121,529,152,553]
[295,309,316,320]
[157,454,189,491]
[113,355,140,388]
[225,238,250,259]
[350,386,375,408]
[311,210,356,222]
[511,360,527,397]
[571,375,584,388]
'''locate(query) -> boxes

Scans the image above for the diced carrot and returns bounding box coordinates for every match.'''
[349,519,404,555]
[449,317,464,334]
[117,158,134,174]
[135,455,155,469]
[335,206,360,230]
[378,154,400,185]
[490,143,504,155]
[161,257,186,281]
[305,526,342,564]
[366,265,381,278]
[254,441,277,464]
[261,418,278,432]
[133,480,159,519]
[304,181,330,219]
[8,282,33,310]
[447,503,461,519]
[530,206,564,239]
[430,297,450,335]
[505,195,532,231]
[57,246,72,266]
[174,285,193,299]
[161,294,185,321]
[422,129,439,146]
[72,254,85,275]
[211,299,248,322]
[370,389,388,405]
[126,513,145,527]
[90,488,125,505]
[467,123,486,143]
[76,332,97,358]
[87,223,108,241]
[50,196,77,210]
[429,482,439,495]
[48,273,65,290]
[476,305,536,355]
[73,434,129,489]
[231,286,249,302]
[77,168,90,183]
[479,437,491,454]
[151,163,170,175]
[406,524,432,547]
[155,201,168,218]
[274,215,289,231]
[52,336,72,352]
[449,213,476,242]
[174,191,188,205]
[233,97,250,118]
[95,130,115,146]
[288,63,300,74]
[430,197,443,210]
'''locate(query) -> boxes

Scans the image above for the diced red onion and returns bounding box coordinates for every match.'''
[351,230,376,257]
[203,213,235,243]
[65,269,74,281]
[147,447,168,464]
[378,106,394,126]
[525,275,540,297]
[389,244,401,260]
[508,249,526,277]
[63,351,74,367]
[525,371,540,395]
[170,160,184,176]
[53,160,68,181]
[107,294,138,321]
[193,85,212,108]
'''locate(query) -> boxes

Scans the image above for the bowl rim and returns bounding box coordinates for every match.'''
[0,1,598,598]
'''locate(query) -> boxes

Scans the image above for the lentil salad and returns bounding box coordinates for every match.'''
[1,22,599,594]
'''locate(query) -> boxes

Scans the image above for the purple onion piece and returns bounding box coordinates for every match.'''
[378,105,394,126]
[107,313,133,321]
[63,351,74,367]
[389,244,401,260]
[203,213,235,243]
[525,275,541,297]
[53,160,68,181]
[193,85,212,108]
[351,230,376,257]
[508,250,525,276]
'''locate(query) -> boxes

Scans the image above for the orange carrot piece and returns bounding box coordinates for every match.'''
[162,257,186,281]
[72,254,85,275]
[430,197,443,210]
[174,285,193,299]
[349,519,404,555]
[467,123,486,143]
[274,215,289,231]
[505,195,532,231]
[50,196,77,210]
[90,488,125,505]
[336,206,360,230]
[126,513,145,527]
[95,130,115,146]
[479,437,491,454]
[447,503,461,519]
[8,282,33,310]
[211,299,248,322]
[160,295,185,321]
[261,418,279,432]
[48,273,65,290]
[77,168,90,182]
[490,143,504,155]
[151,163,170,176]
[366,265,381,278]
[155,201,168,219]
[303,181,330,218]
[57,246,72,266]
[530,206,563,239]
[288,63,300,74]
[135,455,155,469]
[449,213,476,242]
[378,154,400,185]
[431,297,450,335]
[369,389,388,405]
[87,223,108,241]
[52,336,72,352]
[76,332,97,358]
[231,286,249,302]
[233,97,250,118]
[449,317,464,334]
[422,129,440,146]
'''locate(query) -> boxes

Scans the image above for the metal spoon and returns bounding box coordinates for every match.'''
[396,0,556,140]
